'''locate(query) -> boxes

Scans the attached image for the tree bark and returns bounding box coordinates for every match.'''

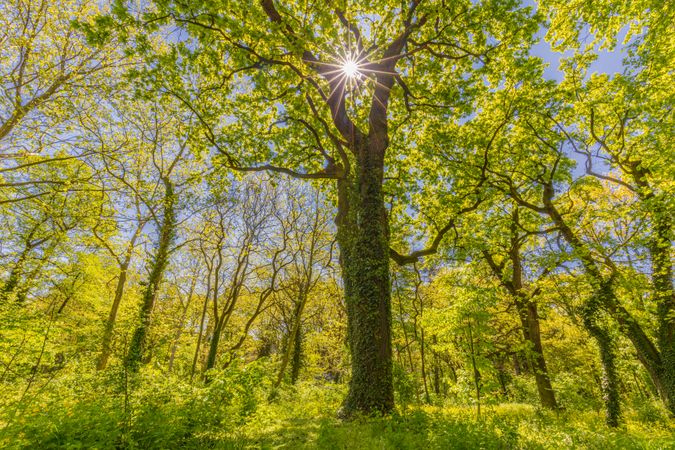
[204,318,224,374]
[537,195,675,420]
[431,335,441,395]
[529,304,556,406]
[582,286,621,427]
[125,178,176,372]
[466,319,481,418]
[337,152,394,416]
[203,252,249,375]
[1,247,31,303]
[168,275,197,372]
[535,198,625,424]
[420,327,430,403]
[614,145,674,415]
[518,300,558,409]
[275,287,309,387]
[290,324,303,384]
[191,284,211,381]
[1,221,47,303]
[96,259,130,370]
[482,212,558,410]
[649,205,675,415]
[96,226,141,371]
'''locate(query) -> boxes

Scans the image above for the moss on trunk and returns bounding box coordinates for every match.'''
[337,156,394,417]
[125,179,175,372]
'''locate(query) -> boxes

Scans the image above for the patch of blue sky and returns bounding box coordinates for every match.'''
[525,0,629,81]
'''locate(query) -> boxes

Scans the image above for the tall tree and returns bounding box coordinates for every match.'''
[541,0,674,415]
[105,0,540,415]
[480,207,558,410]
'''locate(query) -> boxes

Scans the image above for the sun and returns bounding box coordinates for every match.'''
[342,58,360,78]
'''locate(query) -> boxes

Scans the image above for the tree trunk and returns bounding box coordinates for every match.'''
[650,209,675,415]
[496,359,509,399]
[395,283,416,372]
[514,300,557,409]
[420,327,430,403]
[275,287,309,387]
[548,207,620,424]
[525,303,557,409]
[542,198,667,416]
[0,224,43,303]
[125,179,175,372]
[191,289,210,381]
[168,276,196,372]
[16,238,59,304]
[1,250,29,303]
[432,335,441,395]
[96,259,130,370]
[337,151,394,416]
[290,324,303,384]
[204,291,242,375]
[582,290,621,427]
[513,354,522,375]
[483,215,558,410]
[204,318,224,374]
[467,320,481,419]
[631,170,675,415]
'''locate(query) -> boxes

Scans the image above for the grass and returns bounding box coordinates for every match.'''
[226,401,674,450]
[1,374,673,449]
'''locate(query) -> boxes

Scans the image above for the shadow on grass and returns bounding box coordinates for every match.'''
[205,405,675,450]
[212,410,519,450]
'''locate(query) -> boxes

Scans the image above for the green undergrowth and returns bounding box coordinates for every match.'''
[0,364,673,449]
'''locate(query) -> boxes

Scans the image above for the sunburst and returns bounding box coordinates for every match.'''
[341,58,360,78]
[310,36,399,120]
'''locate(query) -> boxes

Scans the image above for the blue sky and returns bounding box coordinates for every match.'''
[526,0,628,81]
[531,34,628,81]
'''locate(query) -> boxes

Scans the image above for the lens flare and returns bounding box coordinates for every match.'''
[342,59,360,78]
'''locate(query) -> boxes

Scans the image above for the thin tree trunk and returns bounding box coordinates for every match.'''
[204,236,252,375]
[420,327,430,403]
[126,179,176,372]
[466,319,481,419]
[96,225,142,371]
[275,287,309,387]
[432,335,441,395]
[412,266,430,404]
[15,238,59,304]
[204,318,224,375]
[191,287,211,381]
[168,276,196,372]
[394,283,415,372]
[496,358,509,398]
[290,324,303,384]
[524,302,557,408]
[0,221,45,303]
[96,259,130,370]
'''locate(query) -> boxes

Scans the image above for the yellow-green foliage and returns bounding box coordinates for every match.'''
[1,369,673,449]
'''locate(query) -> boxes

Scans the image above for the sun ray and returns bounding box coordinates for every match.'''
[327,76,348,101]
[315,31,405,124]
[334,79,348,121]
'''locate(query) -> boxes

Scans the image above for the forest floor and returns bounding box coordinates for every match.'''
[222,405,675,449]
[0,370,673,449]
[220,391,675,449]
